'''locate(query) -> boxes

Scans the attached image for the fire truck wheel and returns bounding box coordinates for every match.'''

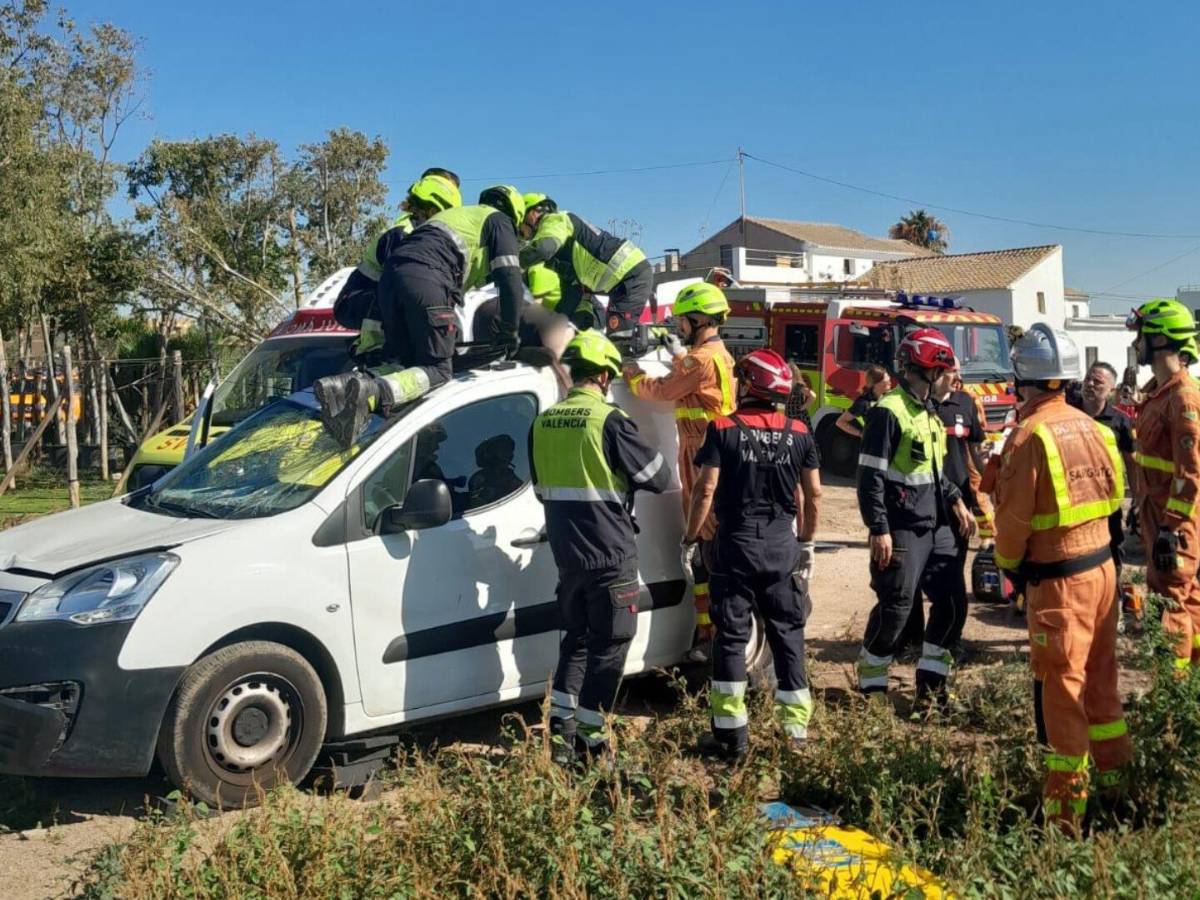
[816,417,859,479]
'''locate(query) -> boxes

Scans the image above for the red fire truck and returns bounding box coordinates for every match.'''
[718,286,1018,476]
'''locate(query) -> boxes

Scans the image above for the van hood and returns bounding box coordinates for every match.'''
[0,498,235,578]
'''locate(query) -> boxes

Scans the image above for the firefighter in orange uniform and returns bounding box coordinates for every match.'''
[623,282,735,650]
[1127,299,1200,667]
[993,324,1130,830]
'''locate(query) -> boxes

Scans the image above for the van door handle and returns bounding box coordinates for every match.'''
[511,528,548,548]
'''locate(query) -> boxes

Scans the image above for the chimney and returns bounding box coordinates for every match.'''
[664,248,680,272]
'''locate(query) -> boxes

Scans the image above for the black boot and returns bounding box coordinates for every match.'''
[314,371,378,449]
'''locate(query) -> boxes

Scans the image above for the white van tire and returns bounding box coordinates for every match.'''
[157,641,327,808]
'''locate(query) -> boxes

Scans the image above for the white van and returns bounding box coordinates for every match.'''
[0,350,757,806]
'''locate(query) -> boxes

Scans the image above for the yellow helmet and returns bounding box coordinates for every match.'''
[673,282,730,318]
[478,185,525,230]
[522,192,556,215]
[562,330,622,378]
[407,173,461,211]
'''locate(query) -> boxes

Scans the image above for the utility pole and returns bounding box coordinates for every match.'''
[737,147,746,225]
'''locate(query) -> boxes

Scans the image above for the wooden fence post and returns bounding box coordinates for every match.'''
[172,350,185,425]
[63,345,79,508]
[0,326,13,479]
[39,314,64,445]
[15,359,27,444]
[111,393,171,497]
[0,394,63,498]
[96,360,110,481]
[32,369,44,461]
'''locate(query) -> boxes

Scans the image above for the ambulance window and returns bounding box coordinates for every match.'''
[362,393,538,527]
[784,324,820,367]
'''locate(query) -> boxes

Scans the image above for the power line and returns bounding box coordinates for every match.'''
[1099,242,1200,294]
[459,157,736,184]
[698,159,736,240]
[742,152,1200,240]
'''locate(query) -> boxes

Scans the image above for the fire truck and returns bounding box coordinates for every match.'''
[717,286,1018,476]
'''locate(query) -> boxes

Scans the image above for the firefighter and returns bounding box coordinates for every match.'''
[519,194,652,333]
[1127,298,1200,668]
[529,331,671,759]
[992,324,1129,830]
[856,328,976,701]
[622,282,736,653]
[683,349,822,759]
[332,170,462,353]
[314,185,526,447]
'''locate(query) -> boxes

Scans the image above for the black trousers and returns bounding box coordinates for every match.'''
[863,525,964,692]
[549,563,639,746]
[709,521,809,748]
[604,260,654,331]
[376,265,458,388]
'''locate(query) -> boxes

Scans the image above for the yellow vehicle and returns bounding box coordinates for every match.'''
[124,301,355,491]
[762,802,947,898]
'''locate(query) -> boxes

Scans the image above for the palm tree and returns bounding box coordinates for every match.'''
[889,209,949,253]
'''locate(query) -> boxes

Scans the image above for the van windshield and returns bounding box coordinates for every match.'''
[136,393,388,520]
[930,324,1013,381]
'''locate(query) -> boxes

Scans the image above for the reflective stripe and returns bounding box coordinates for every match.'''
[712,681,747,697]
[1028,421,1124,531]
[1088,719,1128,742]
[675,406,713,421]
[1135,452,1174,472]
[1045,752,1089,773]
[576,707,604,727]
[858,453,888,471]
[858,675,889,689]
[775,688,812,705]
[631,453,664,484]
[695,611,712,626]
[1095,769,1125,789]
[1167,497,1196,517]
[713,714,749,729]
[887,467,934,485]
[425,219,473,287]
[1175,657,1192,670]
[714,355,735,416]
[594,240,643,292]
[490,254,519,270]
[916,657,951,677]
[1044,796,1088,816]
[782,723,808,739]
[994,549,1022,570]
[627,373,645,388]
[922,642,947,657]
[859,649,893,667]
[1193,633,1200,649]
[534,486,625,504]
[693,583,709,597]
[550,690,578,711]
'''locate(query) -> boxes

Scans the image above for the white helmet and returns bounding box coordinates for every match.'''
[1011,323,1082,383]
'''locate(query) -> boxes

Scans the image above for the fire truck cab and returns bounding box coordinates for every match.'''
[719,287,1017,476]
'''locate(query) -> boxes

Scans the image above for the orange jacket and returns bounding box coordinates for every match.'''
[993,394,1122,568]
[627,337,735,442]
[1134,368,1200,529]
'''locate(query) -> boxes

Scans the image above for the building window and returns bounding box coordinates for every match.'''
[1086,347,1098,368]
[1037,292,1046,314]
[719,244,733,269]
[843,258,854,276]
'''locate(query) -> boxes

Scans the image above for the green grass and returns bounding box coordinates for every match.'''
[0,470,113,523]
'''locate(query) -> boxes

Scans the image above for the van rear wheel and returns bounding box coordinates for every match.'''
[157,641,327,808]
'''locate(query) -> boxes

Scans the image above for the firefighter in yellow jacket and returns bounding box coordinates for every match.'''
[623,282,735,648]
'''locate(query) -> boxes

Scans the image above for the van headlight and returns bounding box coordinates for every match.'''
[16,553,179,626]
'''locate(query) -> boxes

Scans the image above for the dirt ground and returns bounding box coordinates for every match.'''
[0,483,1049,898]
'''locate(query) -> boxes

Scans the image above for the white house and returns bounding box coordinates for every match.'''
[862,245,1140,377]
[674,216,932,286]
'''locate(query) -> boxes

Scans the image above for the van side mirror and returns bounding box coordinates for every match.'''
[380,479,452,533]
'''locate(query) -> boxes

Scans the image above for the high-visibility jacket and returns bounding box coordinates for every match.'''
[857,385,961,535]
[993,393,1123,570]
[357,213,414,282]
[520,211,647,294]
[1134,368,1200,528]
[526,262,562,309]
[627,336,736,443]
[529,386,670,570]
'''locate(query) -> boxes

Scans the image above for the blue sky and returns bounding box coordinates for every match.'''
[87,0,1199,312]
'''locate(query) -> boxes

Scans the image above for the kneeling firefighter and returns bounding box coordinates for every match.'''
[684,349,822,759]
[530,331,671,759]
[315,185,526,447]
[993,324,1130,830]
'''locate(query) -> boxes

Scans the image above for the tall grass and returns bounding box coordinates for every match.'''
[76,605,1200,899]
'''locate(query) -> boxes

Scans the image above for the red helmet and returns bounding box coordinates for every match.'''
[896,328,957,371]
[735,349,794,403]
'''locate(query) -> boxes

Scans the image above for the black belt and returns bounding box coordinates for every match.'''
[1018,546,1112,586]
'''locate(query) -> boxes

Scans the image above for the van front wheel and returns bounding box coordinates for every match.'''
[157,641,327,808]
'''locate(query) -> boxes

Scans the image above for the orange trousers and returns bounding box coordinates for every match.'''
[1141,509,1200,664]
[1027,559,1131,827]
[679,431,715,622]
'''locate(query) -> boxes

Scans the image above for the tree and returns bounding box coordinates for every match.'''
[889,209,949,254]
[128,134,295,345]
[287,127,389,297]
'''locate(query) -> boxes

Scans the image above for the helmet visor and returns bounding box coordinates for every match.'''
[1125,308,1143,331]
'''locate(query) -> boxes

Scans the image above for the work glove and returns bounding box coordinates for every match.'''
[796,540,815,590]
[352,318,386,356]
[652,327,685,358]
[680,538,700,575]
[1154,527,1182,573]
